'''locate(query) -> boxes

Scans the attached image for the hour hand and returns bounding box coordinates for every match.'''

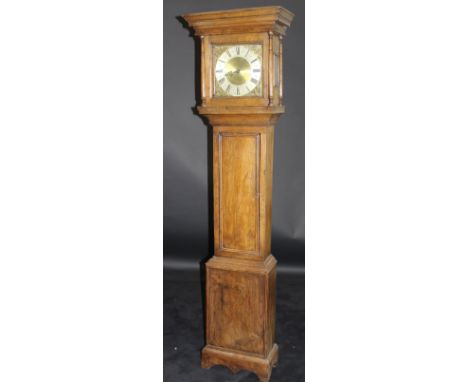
[226,69,240,75]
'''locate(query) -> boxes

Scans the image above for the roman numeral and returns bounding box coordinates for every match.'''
[244,49,249,57]
[216,69,222,73]
[251,78,258,84]
[236,47,240,55]
[227,50,231,57]
[236,87,240,95]
[253,69,260,72]
[219,77,225,84]
[218,59,225,63]
[226,84,231,92]
[251,58,258,63]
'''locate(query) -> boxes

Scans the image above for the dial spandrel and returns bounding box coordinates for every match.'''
[213,44,262,97]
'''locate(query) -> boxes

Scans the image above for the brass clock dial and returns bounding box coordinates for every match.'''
[213,44,262,97]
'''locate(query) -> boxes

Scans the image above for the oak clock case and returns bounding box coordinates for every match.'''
[183,7,294,382]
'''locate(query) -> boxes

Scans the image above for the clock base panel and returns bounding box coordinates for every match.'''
[201,343,278,382]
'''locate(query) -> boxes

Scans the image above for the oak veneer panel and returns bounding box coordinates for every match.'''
[207,268,265,355]
[219,133,260,254]
[213,126,275,261]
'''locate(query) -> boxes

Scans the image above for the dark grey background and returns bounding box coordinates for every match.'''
[164,2,304,381]
[164,0,304,271]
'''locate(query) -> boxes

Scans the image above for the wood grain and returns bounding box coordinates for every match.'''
[183,6,294,36]
[205,254,278,378]
[208,268,264,354]
[202,344,279,382]
[219,133,259,253]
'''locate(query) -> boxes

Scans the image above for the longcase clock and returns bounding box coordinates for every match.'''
[183,7,294,382]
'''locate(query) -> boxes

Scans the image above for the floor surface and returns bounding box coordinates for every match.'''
[163,269,304,381]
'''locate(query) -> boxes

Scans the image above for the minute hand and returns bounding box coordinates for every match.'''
[227,68,241,75]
